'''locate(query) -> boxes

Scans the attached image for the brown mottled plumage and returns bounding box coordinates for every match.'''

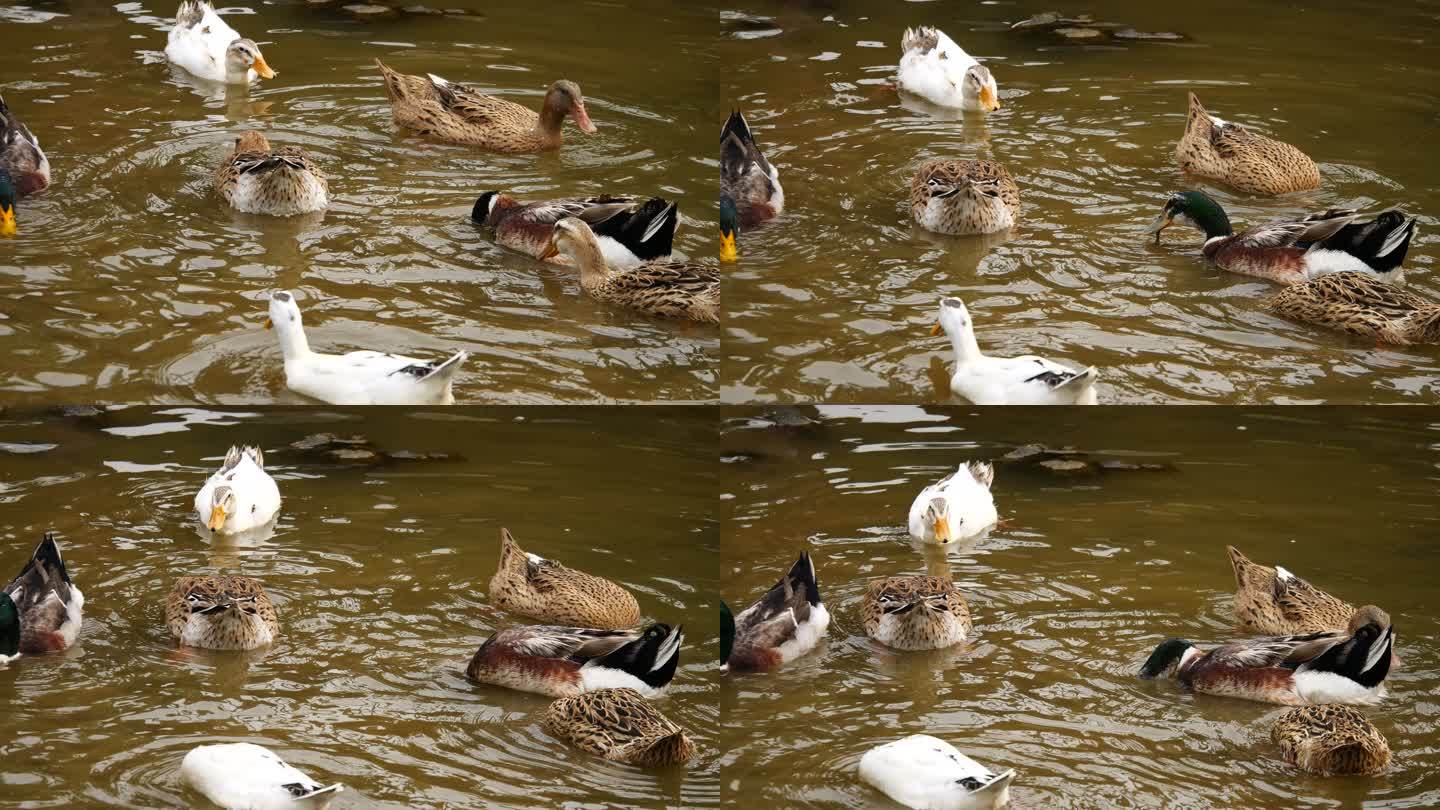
[376,60,596,152]
[861,575,971,651]
[910,159,1020,235]
[489,529,640,630]
[1227,546,1355,635]
[215,131,328,216]
[542,688,696,767]
[1267,271,1440,346]
[166,575,279,650]
[1271,704,1390,776]
[1176,92,1320,196]
[542,218,720,323]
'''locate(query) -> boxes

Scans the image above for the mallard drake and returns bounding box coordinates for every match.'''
[0,170,16,238]
[932,297,1098,405]
[1267,271,1440,346]
[720,111,783,227]
[167,575,278,650]
[489,528,640,630]
[1271,704,1390,777]
[911,159,1019,235]
[165,1,276,85]
[1139,605,1395,706]
[466,622,682,698]
[1227,546,1354,635]
[859,734,1014,810]
[722,551,829,673]
[1177,92,1318,196]
[541,218,721,323]
[266,290,467,405]
[898,26,1001,112]
[2,533,84,657]
[0,93,51,197]
[862,576,971,651]
[194,445,281,535]
[216,131,327,216]
[182,743,342,809]
[719,194,739,262]
[1150,192,1417,285]
[376,60,595,152]
[471,192,676,269]
[542,687,696,767]
[907,461,998,545]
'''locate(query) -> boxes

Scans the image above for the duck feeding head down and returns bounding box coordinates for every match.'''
[226,38,275,83]
[1149,190,1233,243]
[0,169,16,238]
[544,80,597,135]
[540,217,604,272]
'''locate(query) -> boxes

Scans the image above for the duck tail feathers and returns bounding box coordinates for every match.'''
[420,350,468,383]
[293,783,343,804]
[785,551,821,607]
[1056,366,1097,388]
[901,26,940,55]
[634,729,692,766]
[721,110,752,145]
[1376,214,1417,261]
[973,768,1015,799]
[32,533,70,586]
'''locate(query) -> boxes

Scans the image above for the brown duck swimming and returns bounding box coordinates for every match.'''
[541,218,720,323]
[166,575,279,650]
[377,60,596,152]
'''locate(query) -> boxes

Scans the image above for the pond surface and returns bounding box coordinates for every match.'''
[0,406,718,808]
[720,406,1440,808]
[719,0,1440,404]
[1,1,716,405]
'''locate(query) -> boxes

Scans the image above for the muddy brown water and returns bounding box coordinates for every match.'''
[720,406,1440,808]
[720,0,1440,404]
[0,1,717,405]
[0,406,718,808]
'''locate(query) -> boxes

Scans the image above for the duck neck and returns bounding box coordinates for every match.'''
[272,319,312,360]
[535,103,565,146]
[948,324,983,366]
[569,237,612,287]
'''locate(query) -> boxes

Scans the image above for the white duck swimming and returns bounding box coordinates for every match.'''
[908,462,998,545]
[932,297,1098,405]
[266,291,468,406]
[194,445,281,535]
[898,27,1001,112]
[181,743,342,810]
[859,734,1014,810]
[165,1,276,85]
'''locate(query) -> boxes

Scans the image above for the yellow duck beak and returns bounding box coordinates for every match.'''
[207,505,228,531]
[933,516,952,544]
[264,318,273,330]
[252,54,276,79]
[719,231,738,262]
[930,322,943,336]
[539,239,560,261]
[979,86,1001,112]
[0,205,16,238]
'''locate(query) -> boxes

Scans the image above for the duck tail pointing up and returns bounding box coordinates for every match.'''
[1185,91,1213,137]
[635,729,694,766]
[785,551,821,607]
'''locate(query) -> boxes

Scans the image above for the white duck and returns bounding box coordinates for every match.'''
[194,445,281,535]
[859,734,1014,810]
[266,290,468,406]
[898,27,1001,112]
[908,462,998,545]
[165,1,277,85]
[932,297,1098,405]
[181,743,342,810]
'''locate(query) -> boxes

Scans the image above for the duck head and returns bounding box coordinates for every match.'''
[1139,638,1198,679]
[0,592,18,659]
[1149,190,1234,242]
[226,38,275,83]
[543,80,596,134]
[265,290,310,356]
[540,217,605,274]
[0,169,16,238]
[719,194,740,262]
[471,191,518,226]
[205,485,236,532]
[923,497,954,544]
[965,64,1001,112]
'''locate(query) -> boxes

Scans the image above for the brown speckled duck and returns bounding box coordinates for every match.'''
[215,131,328,216]
[861,575,971,651]
[1176,92,1320,196]
[1271,704,1391,776]
[1227,545,1355,635]
[910,159,1019,235]
[376,60,596,152]
[489,528,641,630]
[1267,271,1440,346]
[541,218,720,324]
[0,93,51,197]
[542,687,697,767]
[166,575,279,650]
[472,192,677,268]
